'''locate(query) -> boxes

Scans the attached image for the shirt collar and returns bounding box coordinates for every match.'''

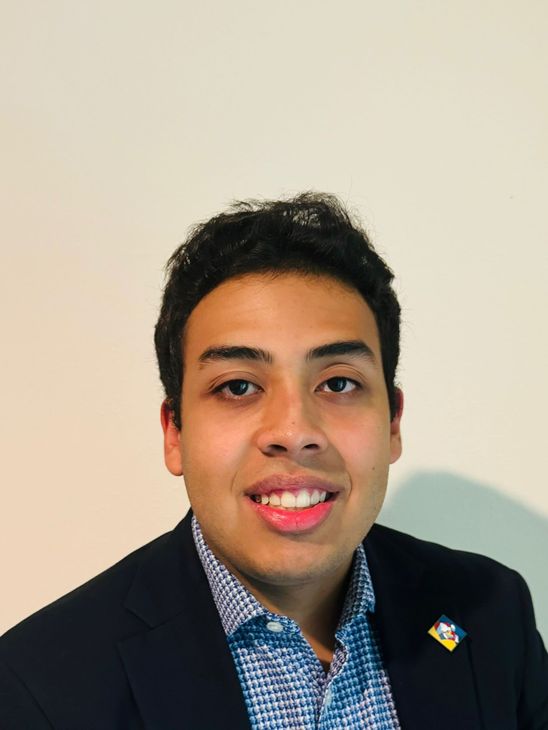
[192,515,376,637]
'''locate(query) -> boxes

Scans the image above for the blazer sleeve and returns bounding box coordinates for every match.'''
[515,571,548,729]
[0,660,53,730]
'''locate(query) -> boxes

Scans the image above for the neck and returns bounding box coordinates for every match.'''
[237,558,353,669]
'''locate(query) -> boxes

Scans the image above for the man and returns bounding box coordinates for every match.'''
[1,193,547,728]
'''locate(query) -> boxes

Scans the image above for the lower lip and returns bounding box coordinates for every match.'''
[247,497,336,534]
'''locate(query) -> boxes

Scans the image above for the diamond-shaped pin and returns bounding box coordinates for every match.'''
[428,615,467,652]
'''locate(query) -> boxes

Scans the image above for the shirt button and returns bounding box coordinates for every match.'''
[266,620,284,633]
[324,688,333,707]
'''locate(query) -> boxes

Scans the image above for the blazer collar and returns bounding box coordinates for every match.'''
[365,524,484,730]
[118,511,252,730]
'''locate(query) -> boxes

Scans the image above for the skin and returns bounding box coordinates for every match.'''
[161,272,403,667]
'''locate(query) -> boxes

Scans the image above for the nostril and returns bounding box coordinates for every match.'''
[266,444,288,453]
[259,434,326,456]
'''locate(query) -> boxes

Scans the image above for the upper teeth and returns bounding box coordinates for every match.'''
[254,489,328,509]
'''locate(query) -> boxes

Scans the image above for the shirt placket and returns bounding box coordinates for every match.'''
[259,615,321,729]
[318,630,351,729]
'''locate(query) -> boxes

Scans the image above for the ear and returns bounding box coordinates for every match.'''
[160,400,184,476]
[389,387,404,464]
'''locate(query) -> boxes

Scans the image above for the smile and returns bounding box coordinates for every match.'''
[245,475,341,533]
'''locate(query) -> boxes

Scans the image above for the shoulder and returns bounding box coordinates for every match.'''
[0,528,174,684]
[367,522,520,579]
[3,530,168,640]
[365,522,529,611]
[0,524,196,727]
[365,525,548,726]
[0,514,220,726]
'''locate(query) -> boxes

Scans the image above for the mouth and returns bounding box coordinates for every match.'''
[244,475,341,533]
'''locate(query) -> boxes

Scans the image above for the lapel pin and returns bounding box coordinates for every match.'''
[428,615,467,652]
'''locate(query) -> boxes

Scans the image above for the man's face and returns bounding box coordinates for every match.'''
[162,272,402,588]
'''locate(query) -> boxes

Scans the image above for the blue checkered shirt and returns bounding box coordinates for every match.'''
[192,517,401,729]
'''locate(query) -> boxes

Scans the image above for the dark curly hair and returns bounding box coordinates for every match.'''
[155,192,401,429]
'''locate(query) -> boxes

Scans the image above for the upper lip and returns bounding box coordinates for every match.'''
[245,474,343,496]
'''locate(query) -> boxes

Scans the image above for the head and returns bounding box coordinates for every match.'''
[155,193,403,589]
[155,193,401,428]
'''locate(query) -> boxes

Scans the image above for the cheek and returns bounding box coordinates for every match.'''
[333,417,391,467]
[179,418,247,486]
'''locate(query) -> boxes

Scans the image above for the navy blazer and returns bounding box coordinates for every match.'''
[1,511,547,729]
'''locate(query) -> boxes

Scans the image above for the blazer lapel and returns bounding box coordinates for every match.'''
[365,525,484,730]
[118,513,251,730]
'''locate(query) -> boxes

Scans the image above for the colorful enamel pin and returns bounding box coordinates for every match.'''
[428,615,467,652]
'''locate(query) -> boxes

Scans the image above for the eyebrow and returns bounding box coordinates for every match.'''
[198,340,376,366]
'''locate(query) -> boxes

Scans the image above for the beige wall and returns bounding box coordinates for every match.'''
[1,1,547,637]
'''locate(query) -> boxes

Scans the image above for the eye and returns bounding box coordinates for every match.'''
[318,376,360,394]
[214,379,261,399]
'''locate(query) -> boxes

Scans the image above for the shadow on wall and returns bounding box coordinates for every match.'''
[380,471,548,641]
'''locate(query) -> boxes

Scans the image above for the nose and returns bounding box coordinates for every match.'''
[255,386,329,459]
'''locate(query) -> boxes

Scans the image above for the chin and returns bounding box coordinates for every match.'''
[240,546,352,588]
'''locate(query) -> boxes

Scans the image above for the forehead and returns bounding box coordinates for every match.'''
[183,273,381,363]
